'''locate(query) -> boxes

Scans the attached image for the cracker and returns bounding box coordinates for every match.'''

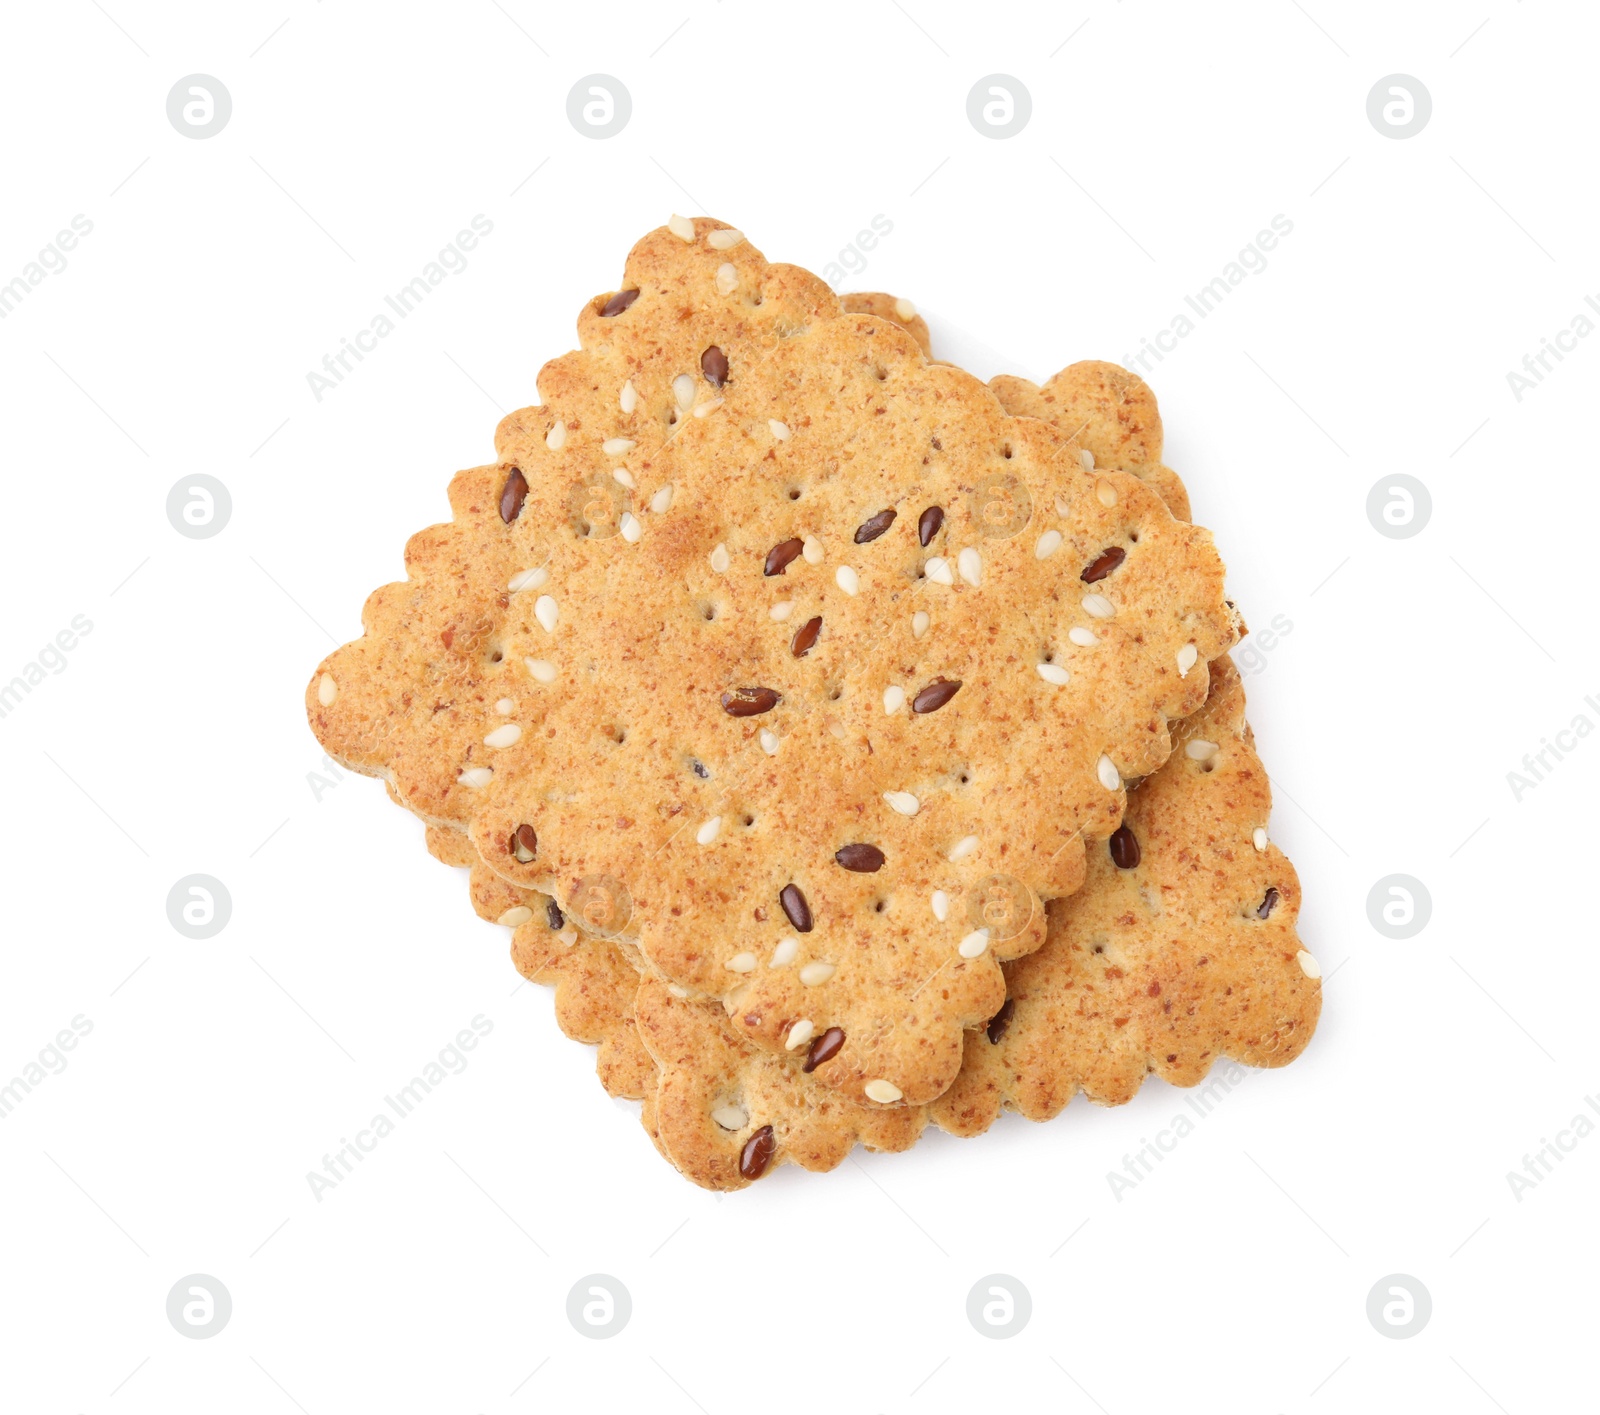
[307,221,1241,1107]
[838,291,932,357]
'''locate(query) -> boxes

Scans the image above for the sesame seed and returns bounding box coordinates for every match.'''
[948,834,979,862]
[317,672,337,706]
[534,595,558,633]
[668,984,691,999]
[612,467,636,489]
[769,936,798,967]
[620,379,638,414]
[1096,755,1121,791]
[725,952,758,973]
[667,212,695,242]
[558,928,578,947]
[524,658,556,683]
[1035,530,1062,559]
[769,601,794,622]
[1177,643,1199,677]
[709,543,730,573]
[883,791,919,816]
[1068,627,1098,647]
[712,1104,748,1130]
[693,397,723,419]
[893,297,917,320]
[673,374,696,409]
[836,565,860,595]
[546,420,566,451]
[883,685,906,714]
[707,227,745,250]
[1055,495,1072,517]
[484,723,522,749]
[1037,662,1070,686]
[958,548,982,587]
[715,262,738,295]
[1095,478,1117,507]
[650,484,674,514]
[958,928,990,958]
[802,535,823,565]
[508,567,549,593]
[925,556,954,585]
[603,437,636,456]
[799,961,836,987]
[785,1018,814,1049]
[931,890,949,922]
[1185,739,1218,761]
[1297,951,1321,979]
[1082,593,1115,619]
[495,698,514,714]
[696,817,722,845]
[458,766,493,788]
[1253,827,1269,852]
[759,729,779,756]
[619,512,642,543]
[498,905,534,928]
[1079,448,1096,471]
[864,1079,902,1104]
[912,611,930,638]
[769,418,791,440]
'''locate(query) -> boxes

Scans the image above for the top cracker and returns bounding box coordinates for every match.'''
[308,218,1240,1106]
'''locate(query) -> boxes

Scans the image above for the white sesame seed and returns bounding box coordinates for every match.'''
[1096,478,1117,507]
[673,373,696,409]
[707,227,745,250]
[1055,495,1072,517]
[1297,951,1321,979]
[836,565,860,595]
[912,611,930,638]
[1185,739,1218,761]
[925,556,954,586]
[667,983,691,999]
[712,1104,748,1130]
[958,928,990,959]
[1097,755,1121,791]
[864,1079,902,1104]
[317,673,337,706]
[650,483,674,514]
[1068,626,1098,647]
[709,543,730,573]
[458,766,493,788]
[725,952,758,973]
[769,936,798,967]
[524,658,556,683]
[883,685,905,714]
[1037,662,1071,686]
[603,437,636,456]
[802,535,823,565]
[1079,448,1096,471]
[484,723,522,749]
[931,890,950,922]
[612,467,637,489]
[693,397,723,419]
[620,379,638,414]
[534,595,558,633]
[546,419,566,451]
[769,419,791,440]
[1177,643,1199,677]
[495,698,514,715]
[512,833,536,863]
[558,927,578,947]
[884,791,920,816]
[958,547,982,587]
[1253,827,1269,852]
[799,961,836,986]
[785,1019,814,1049]
[498,905,534,928]
[769,600,794,622]
[667,212,695,242]
[893,297,917,321]
[508,566,548,593]
[948,834,980,863]
[715,262,738,296]
[759,729,779,756]
[1082,593,1115,619]
[696,816,721,845]
[1035,529,1063,560]
[619,511,642,543]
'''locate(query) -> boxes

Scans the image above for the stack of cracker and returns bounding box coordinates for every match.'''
[307,219,1320,1190]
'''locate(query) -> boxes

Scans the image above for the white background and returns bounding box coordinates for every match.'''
[2,1,1596,1410]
